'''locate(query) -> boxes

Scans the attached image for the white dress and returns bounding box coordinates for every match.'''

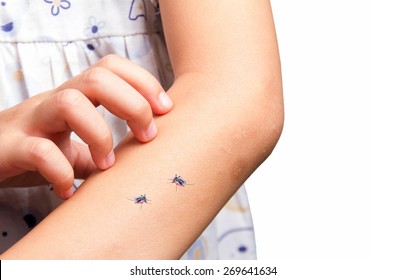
[0,0,256,259]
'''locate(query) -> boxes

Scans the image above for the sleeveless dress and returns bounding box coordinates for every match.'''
[0,0,256,259]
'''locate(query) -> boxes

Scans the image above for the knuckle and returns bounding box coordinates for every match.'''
[56,167,73,185]
[28,139,57,164]
[82,67,110,87]
[52,89,83,115]
[85,122,112,151]
[129,99,152,120]
[97,54,121,68]
[96,127,112,148]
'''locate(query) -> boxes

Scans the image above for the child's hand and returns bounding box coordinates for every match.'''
[0,55,173,199]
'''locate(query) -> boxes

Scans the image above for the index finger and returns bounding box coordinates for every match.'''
[63,54,173,115]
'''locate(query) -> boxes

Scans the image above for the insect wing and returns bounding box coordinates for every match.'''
[178,178,186,186]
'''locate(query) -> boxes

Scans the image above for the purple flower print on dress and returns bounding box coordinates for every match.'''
[84,17,105,38]
[0,1,13,32]
[1,21,12,32]
[85,39,101,51]
[44,0,71,16]
[129,0,147,21]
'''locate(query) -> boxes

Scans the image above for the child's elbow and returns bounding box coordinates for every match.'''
[249,68,284,153]
[225,80,283,184]
[260,87,284,158]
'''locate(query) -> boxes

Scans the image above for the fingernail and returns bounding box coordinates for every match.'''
[105,151,115,168]
[158,91,173,109]
[62,186,75,200]
[144,121,157,141]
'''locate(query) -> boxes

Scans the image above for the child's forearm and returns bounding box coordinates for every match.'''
[1,72,282,259]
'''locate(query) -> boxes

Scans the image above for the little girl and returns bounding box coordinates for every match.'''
[0,0,283,259]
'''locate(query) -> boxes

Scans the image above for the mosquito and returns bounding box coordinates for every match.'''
[168,174,193,191]
[128,194,150,209]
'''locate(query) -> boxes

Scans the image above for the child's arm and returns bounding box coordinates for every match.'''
[0,57,172,199]
[1,0,284,259]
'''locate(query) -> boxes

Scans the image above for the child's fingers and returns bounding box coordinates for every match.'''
[11,137,74,200]
[57,67,159,142]
[31,89,115,170]
[0,140,97,190]
[57,137,97,179]
[94,54,173,115]
[67,140,97,179]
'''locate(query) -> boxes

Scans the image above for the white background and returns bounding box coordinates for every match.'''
[246,0,371,260]
[247,0,405,268]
